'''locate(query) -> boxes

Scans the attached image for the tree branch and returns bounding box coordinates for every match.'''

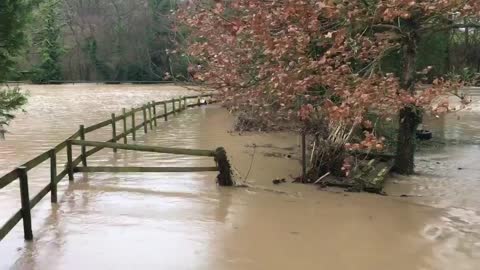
[419,23,480,33]
[372,24,402,32]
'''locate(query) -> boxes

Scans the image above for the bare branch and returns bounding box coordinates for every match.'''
[372,24,402,32]
[419,23,480,33]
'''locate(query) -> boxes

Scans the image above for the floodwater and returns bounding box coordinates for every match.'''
[0,84,479,269]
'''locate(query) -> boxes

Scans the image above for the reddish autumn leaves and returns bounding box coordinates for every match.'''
[177,0,479,133]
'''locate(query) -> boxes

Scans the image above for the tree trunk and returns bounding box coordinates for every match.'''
[394,32,419,175]
[446,27,451,73]
[394,107,417,174]
[465,18,470,65]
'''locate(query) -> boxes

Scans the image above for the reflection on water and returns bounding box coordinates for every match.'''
[0,84,479,270]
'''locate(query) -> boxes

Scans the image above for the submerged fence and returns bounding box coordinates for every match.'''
[0,94,232,243]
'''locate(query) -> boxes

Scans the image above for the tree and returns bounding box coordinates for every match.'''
[32,0,64,83]
[359,0,480,174]
[178,0,480,175]
[0,0,35,136]
[146,0,190,81]
[0,0,37,81]
[0,88,28,139]
[6,0,189,82]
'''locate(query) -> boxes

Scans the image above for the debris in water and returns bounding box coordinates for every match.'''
[416,130,433,140]
[272,178,286,185]
[292,176,304,183]
[313,172,331,185]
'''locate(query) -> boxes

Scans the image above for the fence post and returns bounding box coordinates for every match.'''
[49,149,57,203]
[122,108,128,144]
[172,99,176,114]
[79,125,87,166]
[142,105,148,133]
[18,166,33,241]
[148,102,153,130]
[67,140,74,181]
[214,147,234,186]
[183,97,187,110]
[197,97,201,106]
[152,101,157,127]
[164,102,168,121]
[111,113,117,153]
[131,108,136,141]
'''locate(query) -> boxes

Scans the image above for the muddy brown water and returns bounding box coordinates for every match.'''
[0,84,479,269]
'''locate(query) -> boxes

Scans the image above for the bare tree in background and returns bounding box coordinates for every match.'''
[18,0,187,81]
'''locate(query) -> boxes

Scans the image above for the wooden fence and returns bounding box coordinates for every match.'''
[0,94,232,243]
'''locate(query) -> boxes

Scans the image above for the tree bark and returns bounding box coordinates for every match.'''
[394,107,417,174]
[394,32,419,175]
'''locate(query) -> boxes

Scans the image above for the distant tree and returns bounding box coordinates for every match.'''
[0,0,34,136]
[32,0,64,83]
[3,0,189,82]
[148,0,190,81]
[0,0,37,81]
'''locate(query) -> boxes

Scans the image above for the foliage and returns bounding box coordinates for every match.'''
[449,16,480,72]
[0,86,28,138]
[178,0,476,125]
[447,67,480,86]
[0,0,35,134]
[31,0,64,83]
[178,0,480,175]
[83,37,111,80]
[0,0,38,81]
[416,31,450,77]
[381,31,450,78]
[1,0,190,82]
[149,0,191,81]
[3,0,477,84]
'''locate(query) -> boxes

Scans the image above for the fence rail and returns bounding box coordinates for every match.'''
[70,140,216,156]
[74,166,220,173]
[0,94,218,243]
